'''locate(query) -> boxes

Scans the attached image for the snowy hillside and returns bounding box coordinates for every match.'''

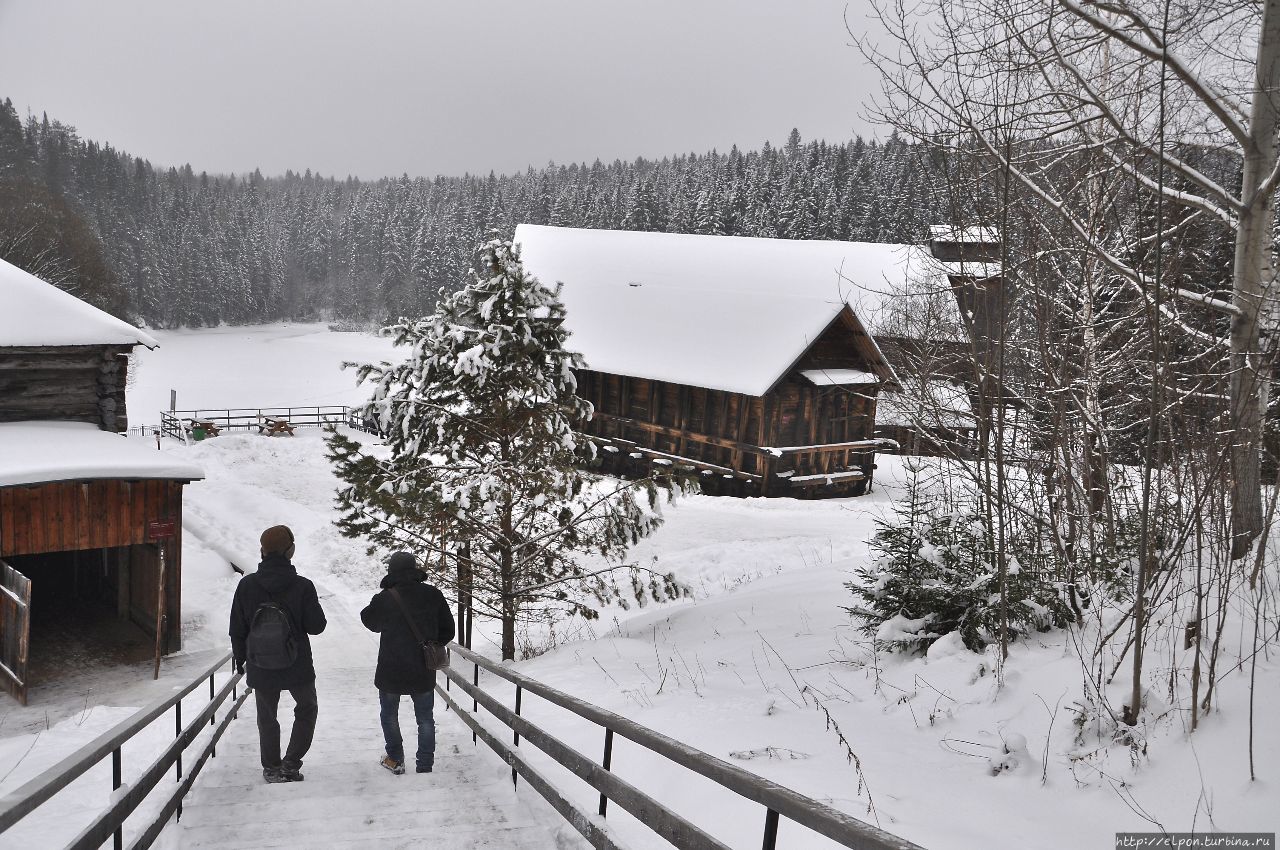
[0,324,1274,849]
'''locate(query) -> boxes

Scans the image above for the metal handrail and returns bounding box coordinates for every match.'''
[0,651,247,849]
[445,642,924,850]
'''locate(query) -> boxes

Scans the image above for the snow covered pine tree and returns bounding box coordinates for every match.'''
[328,236,690,660]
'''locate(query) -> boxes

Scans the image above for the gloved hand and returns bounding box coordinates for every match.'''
[234,659,246,675]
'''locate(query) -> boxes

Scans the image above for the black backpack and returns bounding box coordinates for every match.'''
[247,579,298,670]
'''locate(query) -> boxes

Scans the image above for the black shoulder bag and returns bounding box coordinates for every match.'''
[388,587,450,672]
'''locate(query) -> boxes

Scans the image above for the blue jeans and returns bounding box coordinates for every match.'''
[379,689,436,770]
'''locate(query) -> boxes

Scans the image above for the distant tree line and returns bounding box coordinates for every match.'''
[0,97,947,327]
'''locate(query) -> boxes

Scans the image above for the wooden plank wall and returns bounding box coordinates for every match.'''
[762,377,877,478]
[0,345,133,431]
[577,370,880,489]
[0,479,183,557]
[579,370,765,475]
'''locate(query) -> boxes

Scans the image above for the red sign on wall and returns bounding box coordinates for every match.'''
[146,518,177,541]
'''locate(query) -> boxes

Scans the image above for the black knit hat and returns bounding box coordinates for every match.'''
[386,551,417,571]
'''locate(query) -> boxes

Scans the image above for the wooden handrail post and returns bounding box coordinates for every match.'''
[762,808,779,850]
[599,728,614,817]
[472,661,479,745]
[512,685,523,788]
[111,748,122,850]
[174,701,183,779]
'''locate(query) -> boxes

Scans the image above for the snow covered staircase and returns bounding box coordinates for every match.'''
[175,664,575,849]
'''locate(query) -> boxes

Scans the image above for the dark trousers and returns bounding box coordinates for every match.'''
[379,689,436,770]
[255,681,319,770]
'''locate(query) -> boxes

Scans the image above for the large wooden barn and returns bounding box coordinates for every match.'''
[0,258,202,704]
[514,224,943,497]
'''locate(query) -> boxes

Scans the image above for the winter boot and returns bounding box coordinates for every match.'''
[263,767,289,784]
[381,755,405,775]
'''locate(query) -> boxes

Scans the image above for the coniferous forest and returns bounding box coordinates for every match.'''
[0,97,945,327]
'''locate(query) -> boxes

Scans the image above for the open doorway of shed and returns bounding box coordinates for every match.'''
[4,546,158,686]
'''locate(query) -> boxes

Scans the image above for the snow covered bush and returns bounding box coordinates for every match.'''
[848,500,1073,654]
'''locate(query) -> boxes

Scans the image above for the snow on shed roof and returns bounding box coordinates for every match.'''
[0,421,203,487]
[928,224,1000,244]
[800,368,879,386]
[0,257,159,349]
[514,224,933,396]
[878,379,975,429]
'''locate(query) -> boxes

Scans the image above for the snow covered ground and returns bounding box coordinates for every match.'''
[1,324,1276,848]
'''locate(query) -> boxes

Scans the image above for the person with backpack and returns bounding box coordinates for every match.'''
[229,525,328,783]
[360,551,455,775]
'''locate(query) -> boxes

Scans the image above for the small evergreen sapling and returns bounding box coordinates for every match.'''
[848,500,1072,654]
[328,236,689,660]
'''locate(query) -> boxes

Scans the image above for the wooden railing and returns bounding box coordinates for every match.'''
[440,643,925,850]
[159,406,351,440]
[584,411,896,492]
[0,652,248,849]
[0,644,923,848]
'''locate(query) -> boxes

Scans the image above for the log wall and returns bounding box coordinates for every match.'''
[0,345,132,431]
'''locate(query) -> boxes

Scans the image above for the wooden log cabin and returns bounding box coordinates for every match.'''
[514,224,936,497]
[0,258,202,703]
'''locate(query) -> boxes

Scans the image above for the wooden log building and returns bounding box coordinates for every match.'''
[515,225,922,496]
[0,258,202,704]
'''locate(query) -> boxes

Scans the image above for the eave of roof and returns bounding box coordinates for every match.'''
[0,421,203,488]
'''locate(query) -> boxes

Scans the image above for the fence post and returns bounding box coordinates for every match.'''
[112,747,123,850]
[175,701,184,821]
[209,673,217,759]
[598,728,614,817]
[512,685,522,788]
[472,661,479,745]
[761,809,779,850]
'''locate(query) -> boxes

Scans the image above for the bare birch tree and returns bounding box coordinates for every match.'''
[861,0,1280,561]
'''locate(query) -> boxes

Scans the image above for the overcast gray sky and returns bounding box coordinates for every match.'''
[0,0,883,180]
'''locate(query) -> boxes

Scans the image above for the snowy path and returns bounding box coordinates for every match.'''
[172,584,585,850]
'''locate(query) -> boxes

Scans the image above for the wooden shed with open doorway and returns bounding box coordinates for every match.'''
[0,258,203,704]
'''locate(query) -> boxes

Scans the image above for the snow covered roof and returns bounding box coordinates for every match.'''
[0,421,203,487]
[928,225,1000,244]
[800,368,879,386]
[514,225,934,396]
[936,259,1002,280]
[0,257,159,349]
[877,379,975,428]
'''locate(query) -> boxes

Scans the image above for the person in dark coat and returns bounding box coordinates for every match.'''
[229,525,328,783]
[360,552,455,774]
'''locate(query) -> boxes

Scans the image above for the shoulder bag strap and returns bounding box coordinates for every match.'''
[388,587,428,645]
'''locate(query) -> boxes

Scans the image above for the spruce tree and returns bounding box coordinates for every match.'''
[328,236,688,660]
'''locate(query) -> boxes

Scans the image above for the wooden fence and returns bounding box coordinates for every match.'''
[0,644,925,849]
[440,642,925,850]
[0,653,247,849]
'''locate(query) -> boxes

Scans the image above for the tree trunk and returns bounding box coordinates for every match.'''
[500,501,516,661]
[1230,0,1280,561]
